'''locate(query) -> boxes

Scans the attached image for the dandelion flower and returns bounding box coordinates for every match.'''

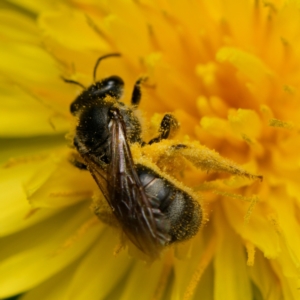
[1,0,300,299]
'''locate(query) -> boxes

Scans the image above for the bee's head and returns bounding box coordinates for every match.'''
[94,75,124,100]
[67,53,122,115]
[70,75,124,115]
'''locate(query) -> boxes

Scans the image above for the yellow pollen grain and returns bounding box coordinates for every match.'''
[269,118,294,130]
[176,141,263,181]
[245,241,256,266]
[183,237,216,300]
[51,216,99,256]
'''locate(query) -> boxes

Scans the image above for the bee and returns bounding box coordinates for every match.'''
[65,54,262,259]
[64,54,202,258]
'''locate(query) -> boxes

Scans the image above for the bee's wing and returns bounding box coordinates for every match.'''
[82,158,111,204]
[107,109,171,258]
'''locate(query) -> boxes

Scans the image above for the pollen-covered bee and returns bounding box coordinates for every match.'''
[65,54,262,259]
[65,54,201,258]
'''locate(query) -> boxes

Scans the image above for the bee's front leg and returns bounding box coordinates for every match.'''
[69,151,88,170]
[130,76,148,106]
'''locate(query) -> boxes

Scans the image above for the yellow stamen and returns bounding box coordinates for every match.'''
[3,154,48,168]
[51,216,99,256]
[183,237,216,300]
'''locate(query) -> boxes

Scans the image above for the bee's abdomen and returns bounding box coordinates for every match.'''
[137,165,201,244]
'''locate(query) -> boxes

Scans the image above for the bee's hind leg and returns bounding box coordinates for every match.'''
[148,114,179,145]
[148,141,263,181]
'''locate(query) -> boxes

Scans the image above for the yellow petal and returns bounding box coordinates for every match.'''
[117,260,165,300]
[66,228,131,300]
[0,10,38,43]
[0,147,66,236]
[216,47,273,85]
[5,0,57,14]
[223,198,280,258]
[19,263,78,300]
[0,168,60,236]
[228,108,262,140]
[24,150,97,208]
[0,84,69,137]
[39,9,110,51]
[214,207,252,300]
[249,250,283,300]
[0,202,101,298]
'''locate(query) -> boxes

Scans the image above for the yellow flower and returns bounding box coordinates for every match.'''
[1,0,300,299]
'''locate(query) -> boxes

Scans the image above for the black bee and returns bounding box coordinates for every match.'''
[65,54,201,258]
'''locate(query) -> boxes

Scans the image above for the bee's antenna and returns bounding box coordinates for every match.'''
[61,77,86,89]
[93,53,121,82]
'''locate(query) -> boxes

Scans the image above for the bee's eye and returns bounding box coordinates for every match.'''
[96,76,124,99]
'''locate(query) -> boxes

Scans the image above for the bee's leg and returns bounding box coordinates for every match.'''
[131,76,148,106]
[148,114,179,145]
[148,141,263,181]
[171,144,188,149]
[69,152,88,170]
[73,160,88,170]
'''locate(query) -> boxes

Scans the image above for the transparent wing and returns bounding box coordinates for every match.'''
[81,157,111,203]
[81,107,170,258]
[107,108,171,258]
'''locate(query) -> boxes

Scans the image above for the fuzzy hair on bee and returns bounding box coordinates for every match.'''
[65,53,262,259]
